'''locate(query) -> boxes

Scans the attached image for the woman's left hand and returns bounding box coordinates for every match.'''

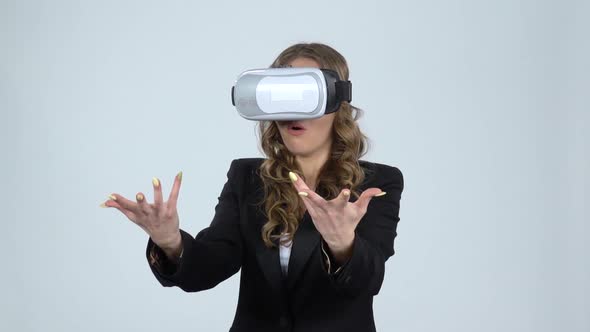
[289,171,386,258]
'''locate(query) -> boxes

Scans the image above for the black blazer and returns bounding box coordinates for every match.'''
[146,158,404,332]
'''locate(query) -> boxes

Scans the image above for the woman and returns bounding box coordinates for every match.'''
[101,42,404,332]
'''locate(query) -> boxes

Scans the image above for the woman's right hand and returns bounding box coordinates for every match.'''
[101,171,184,252]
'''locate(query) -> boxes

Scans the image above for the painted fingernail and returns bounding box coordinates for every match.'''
[375,191,387,197]
[177,171,183,181]
[152,177,160,187]
[108,194,117,201]
[136,193,144,201]
[298,191,308,197]
[289,171,298,182]
[99,202,108,208]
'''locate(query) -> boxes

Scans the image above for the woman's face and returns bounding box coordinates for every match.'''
[275,57,336,158]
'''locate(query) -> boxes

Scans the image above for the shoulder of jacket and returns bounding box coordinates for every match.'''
[231,157,265,168]
[359,159,403,182]
[228,157,265,177]
[226,158,265,190]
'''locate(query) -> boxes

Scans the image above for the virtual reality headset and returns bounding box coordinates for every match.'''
[231,67,352,121]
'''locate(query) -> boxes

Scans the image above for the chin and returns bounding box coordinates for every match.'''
[285,146,301,155]
[283,145,305,156]
[289,148,316,158]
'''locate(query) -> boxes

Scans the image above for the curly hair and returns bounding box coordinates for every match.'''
[254,42,372,248]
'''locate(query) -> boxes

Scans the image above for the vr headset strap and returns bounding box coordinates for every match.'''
[335,80,352,103]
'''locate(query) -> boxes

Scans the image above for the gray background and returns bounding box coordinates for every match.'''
[1,0,588,331]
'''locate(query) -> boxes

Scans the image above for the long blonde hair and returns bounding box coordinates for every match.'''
[255,42,371,248]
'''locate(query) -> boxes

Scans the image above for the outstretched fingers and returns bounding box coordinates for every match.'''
[167,171,183,208]
[102,196,138,222]
[153,177,163,208]
[107,193,140,214]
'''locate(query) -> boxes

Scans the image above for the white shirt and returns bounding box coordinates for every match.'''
[279,233,293,276]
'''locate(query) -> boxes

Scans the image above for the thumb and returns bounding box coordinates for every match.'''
[354,188,386,213]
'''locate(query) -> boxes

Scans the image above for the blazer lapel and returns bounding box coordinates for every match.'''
[246,163,320,294]
[246,184,285,295]
[285,211,320,291]
[254,234,284,294]
[251,204,321,294]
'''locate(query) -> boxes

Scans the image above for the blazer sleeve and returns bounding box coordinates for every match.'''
[320,165,404,299]
[145,159,243,292]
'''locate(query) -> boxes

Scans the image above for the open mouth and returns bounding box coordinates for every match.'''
[287,122,306,131]
[286,122,306,135]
